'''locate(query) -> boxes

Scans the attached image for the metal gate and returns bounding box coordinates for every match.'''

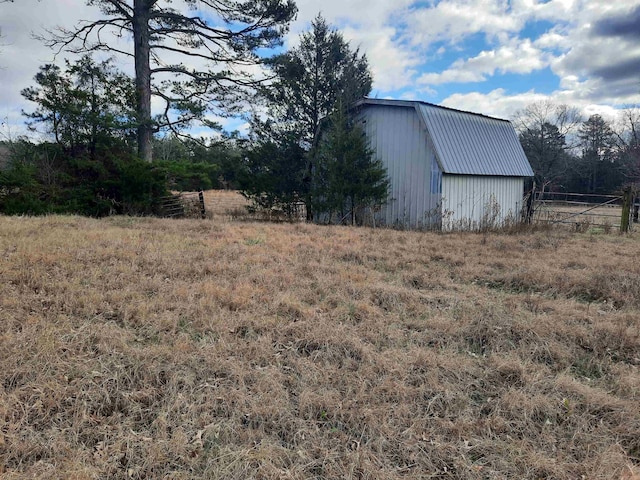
[531,191,634,232]
[159,191,206,219]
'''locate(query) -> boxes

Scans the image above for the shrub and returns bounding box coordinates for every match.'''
[0,141,168,217]
[158,160,221,192]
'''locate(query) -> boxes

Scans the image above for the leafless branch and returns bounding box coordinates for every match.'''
[40,18,132,57]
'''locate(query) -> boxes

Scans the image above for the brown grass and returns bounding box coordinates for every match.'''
[201,190,305,222]
[202,190,251,220]
[1,215,639,479]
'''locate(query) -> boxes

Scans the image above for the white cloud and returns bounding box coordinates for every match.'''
[441,86,640,123]
[533,31,568,50]
[405,0,522,48]
[401,0,576,49]
[285,0,418,93]
[544,2,640,109]
[413,0,640,116]
[341,26,419,92]
[512,0,579,22]
[441,88,548,119]
[418,37,548,85]
[0,0,103,136]
[419,69,484,86]
[288,0,412,33]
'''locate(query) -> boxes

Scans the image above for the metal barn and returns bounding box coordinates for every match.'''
[355,98,534,230]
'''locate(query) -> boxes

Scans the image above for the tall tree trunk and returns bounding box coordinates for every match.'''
[305,41,322,222]
[133,0,153,162]
[90,74,98,158]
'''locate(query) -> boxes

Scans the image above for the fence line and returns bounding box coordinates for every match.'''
[159,191,206,219]
[531,190,634,232]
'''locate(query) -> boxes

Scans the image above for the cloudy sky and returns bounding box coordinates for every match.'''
[1,0,639,138]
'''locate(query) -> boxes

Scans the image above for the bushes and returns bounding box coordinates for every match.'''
[238,135,308,214]
[158,160,221,192]
[102,156,168,216]
[0,141,168,217]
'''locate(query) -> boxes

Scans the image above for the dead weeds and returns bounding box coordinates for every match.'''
[0,215,638,479]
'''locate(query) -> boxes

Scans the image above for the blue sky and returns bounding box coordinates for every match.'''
[1,0,639,139]
[320,0,640,119]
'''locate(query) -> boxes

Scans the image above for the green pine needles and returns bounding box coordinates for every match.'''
[312,106,389,225]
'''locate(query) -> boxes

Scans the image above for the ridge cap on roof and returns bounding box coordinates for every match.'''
[360,97,511,123]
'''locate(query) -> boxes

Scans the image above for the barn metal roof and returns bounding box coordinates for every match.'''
[357,98,534,177]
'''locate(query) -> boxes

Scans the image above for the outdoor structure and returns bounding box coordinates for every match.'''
[354,98,534,230]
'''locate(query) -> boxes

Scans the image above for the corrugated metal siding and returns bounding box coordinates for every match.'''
[360,100,533,177]
[362,105,441,228]
[441,175,525,230]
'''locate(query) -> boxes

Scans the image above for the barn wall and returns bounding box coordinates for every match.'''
[361,105,441,228]
[441,175,524,230]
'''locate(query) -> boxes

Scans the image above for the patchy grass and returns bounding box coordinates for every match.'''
[1,215,639,479]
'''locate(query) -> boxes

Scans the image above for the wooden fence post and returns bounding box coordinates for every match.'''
[620,187,631,233]
[198,190,206,219]
[524,186,535,224]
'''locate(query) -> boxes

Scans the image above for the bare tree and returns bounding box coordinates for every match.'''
[0,26,5,59]
[513,100,582,188]
[513,100,583,147]
[615,106,640,182]
[7,0,297,162]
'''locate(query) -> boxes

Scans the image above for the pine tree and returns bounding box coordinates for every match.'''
[21,56,136,155]
[262,14,372,147]
[245,14,374,219]
[5,0,297,161]
[312,105,388,225]
[578,114,618,193]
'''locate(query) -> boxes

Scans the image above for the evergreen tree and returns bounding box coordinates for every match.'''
[10,56,167,216]
[5,0,297,161]
[519,122,571,188]
[262,14,373,147]
[244,14,374,218]
[312,105,388,225]
[21,56,136,155]
[577,114,619,193]
[239,132,307,216]
[152,134,245,191]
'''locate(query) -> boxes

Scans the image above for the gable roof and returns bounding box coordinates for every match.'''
[357,98,534,177]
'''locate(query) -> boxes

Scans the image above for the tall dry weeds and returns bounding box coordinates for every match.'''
[0,215,638,479]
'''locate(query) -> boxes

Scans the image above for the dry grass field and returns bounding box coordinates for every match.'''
[1,215,639,479]
[200,191,305,222]
[201,190,251,220]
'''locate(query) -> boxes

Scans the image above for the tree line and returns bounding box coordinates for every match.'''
[514,101,640,195]
[0,1,388,222]
[1,1,638,220]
